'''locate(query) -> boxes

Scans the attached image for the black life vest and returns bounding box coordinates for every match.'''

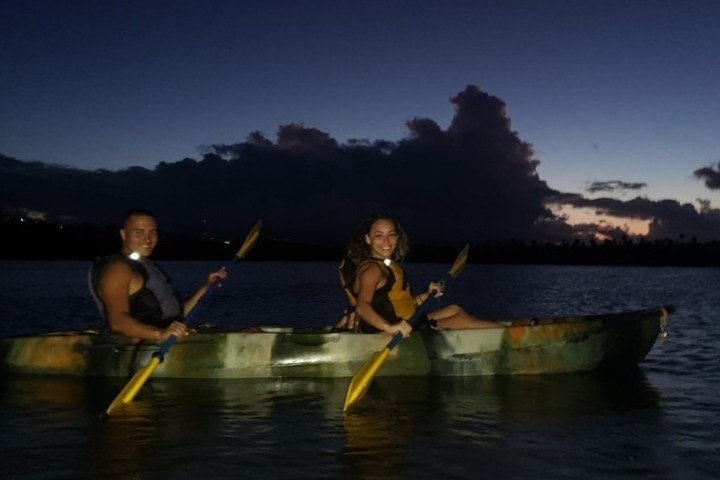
[89,253,182,328]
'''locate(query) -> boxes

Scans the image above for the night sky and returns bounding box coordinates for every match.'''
[2,1,720,243]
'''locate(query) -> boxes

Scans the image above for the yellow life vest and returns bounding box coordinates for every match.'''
[339,258,416,322]
[385,261,416,320]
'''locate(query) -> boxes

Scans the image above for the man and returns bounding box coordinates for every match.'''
[90,208,227,340]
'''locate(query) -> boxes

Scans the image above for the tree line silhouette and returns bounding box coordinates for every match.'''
[3,214,720,267]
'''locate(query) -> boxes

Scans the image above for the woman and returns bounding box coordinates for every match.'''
[338,214,501,337]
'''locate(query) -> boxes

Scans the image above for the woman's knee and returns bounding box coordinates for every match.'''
[446,304,466,315]
[429,304,465,319]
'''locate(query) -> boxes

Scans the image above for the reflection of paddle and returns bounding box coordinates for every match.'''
[105,220,262,416]
[343,244,469,412]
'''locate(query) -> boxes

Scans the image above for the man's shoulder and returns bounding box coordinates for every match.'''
[93,253,147,278]
[93,253,129,269]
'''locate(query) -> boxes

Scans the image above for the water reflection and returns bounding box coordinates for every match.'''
[339,372,664,479]
[359,369,661,417]
[0,371,671,479]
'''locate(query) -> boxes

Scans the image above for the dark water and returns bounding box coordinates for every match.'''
[0,261,718,479]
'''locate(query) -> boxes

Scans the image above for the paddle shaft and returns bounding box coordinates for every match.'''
[151,257,237,362]
[384,288,441,350]
[342,277,448,411]
[148,219,261,362]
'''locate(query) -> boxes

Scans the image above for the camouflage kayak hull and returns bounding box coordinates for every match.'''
[0,307,670,378]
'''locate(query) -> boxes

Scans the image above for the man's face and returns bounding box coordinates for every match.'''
[120,214,158,258]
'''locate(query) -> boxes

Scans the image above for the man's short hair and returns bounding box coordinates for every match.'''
[123,208,156,225]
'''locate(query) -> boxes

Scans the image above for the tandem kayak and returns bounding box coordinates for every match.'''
[0,306,670,378]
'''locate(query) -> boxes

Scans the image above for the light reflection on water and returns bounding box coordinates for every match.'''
[1,261,719,479]
[0,372,695,480]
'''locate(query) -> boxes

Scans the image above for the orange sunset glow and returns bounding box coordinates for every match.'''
[549,204,651,239]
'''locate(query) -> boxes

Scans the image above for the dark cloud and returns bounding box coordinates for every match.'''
[276,123,339,150]
[585,180,647,193]
[196,85,555,244]
[694,162,720,190]
[4,85,720,246]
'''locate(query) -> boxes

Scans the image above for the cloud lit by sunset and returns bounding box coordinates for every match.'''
[548,203,651,240]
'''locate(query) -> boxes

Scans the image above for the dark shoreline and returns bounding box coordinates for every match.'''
[3,216,720,266]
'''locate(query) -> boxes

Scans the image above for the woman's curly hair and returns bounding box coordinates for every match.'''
[344,213,410,266]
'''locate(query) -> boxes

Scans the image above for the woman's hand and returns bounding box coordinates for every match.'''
[416,281,444,306]
[386,320,412,338]
[427,281,444,298]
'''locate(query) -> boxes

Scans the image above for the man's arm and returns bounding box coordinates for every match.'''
[97,261,184,341]
[181,266,228,316]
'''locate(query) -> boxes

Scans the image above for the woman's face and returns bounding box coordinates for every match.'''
[364,218,398,259]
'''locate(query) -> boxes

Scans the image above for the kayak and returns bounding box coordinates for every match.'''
[0,306,670,378]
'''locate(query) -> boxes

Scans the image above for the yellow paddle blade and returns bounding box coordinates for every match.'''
[343,348,391,412]
[448,244,469,279]
[235,219,262,259]
[105,357,161,416]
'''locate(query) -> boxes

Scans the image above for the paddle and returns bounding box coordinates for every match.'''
[342,244,469,412]
[104,219,262,416]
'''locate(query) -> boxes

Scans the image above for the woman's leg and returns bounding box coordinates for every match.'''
[428,304,501,329]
